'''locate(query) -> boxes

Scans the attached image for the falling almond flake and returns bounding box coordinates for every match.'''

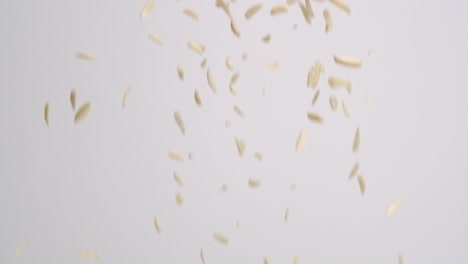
[215,0,232,18]
[70,90,76,111]
[334,55,362,68]
[229,82,238,95]
[174,111,186,135]
[245,3,262,19]
[173,172,184,187]
[79,251,101,261]
[248,178,260,189]
[188,152,194,160]
[262,34,271,43]
[357,175,366,195]
[207,69,217,93]
[398,254,404,264]
[307,112,323,123]
[213,232,229,245]
[220,184,228,192]
[169,150,184,161]
[242,53,248,61]
[386,199,403,217]
[231,72,240,83]
[311,89,320,106]
[74,102,91,124]
[294,256,300,264]
[235,138,246,157]
[44,102,49,127]
[177,65,184,81]
[348,162,359,180]
[364,93,374,103]
[201,59,207,68]
[264,257,271,264]
[233,105,244,118]
[226,57,234,71]
[352,127,360,153]
[328,76,351,93]
[299,0,313,24]
[323,9,332,33]
[305,0,314,17]
[200,249,206,264]
[188,41,205,55]
[284,207,289,222]
[307,61,323,88]
[254,152,263,162]
[230,20,241,37]
[329,0,350,14]
[140,0,155,20]
[225,120,231,128]
[329,95,338,111]
[194,90,202,106]
[295,129,308,152]
[271,5,288,15]
[266,60,279,70]
[154,216,161,233]
[342,101,350,118]
[149,33,163,45]
[122,86,131,109]
[176,192,184,206]
[76,52,96,60]
[15,243,25,256]
[183,9,199,21]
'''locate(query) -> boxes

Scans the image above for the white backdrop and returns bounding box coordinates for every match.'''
[1,0,468,263]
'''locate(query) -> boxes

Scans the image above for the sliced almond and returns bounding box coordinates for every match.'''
[154,216,161,233]
[398,254,404,264]
[174,111,186,135]
[215,0,232,18]
[311,89,320,106]
[233,105,244,118]
[173,172,184,187]
[284,207,289,222]
[200,249,206,264]
[70,90,76,111]
[248,178,260,189]
[122,86,131,109]
[264,256,271,264]
[307,61,323,88]
[329,0,350,14]
[74,102,91,124]
[357,175,366,195]
[176,192,184,206]
[329,95,338,111]
[348,162,359,180]
[266,60,279,70]
[334,55,362,68]
[229,82,238,95]
[213,232,229,245]
[230,20,241,37]
[188,41,205,55]
[323,9,332,33]
[15,243,25,256]
[140,0,155,20]
[235,138,246,157]
[328,76,351,93]
[183,8,199,21]
[226,57,234,71]
[307,112,323,123]
[352,127,360,153]
[169,150,184,161]
[262,33,271,43]
[44,102,49,127]
[149,33,163,45]
[245,3,262,19]
[294,256,300,264]
[231,72,240,83]
[79,251,101,261]
[177,65,184,81]
[254,152,263,162]
[207,69,217,93]
[188,152,194,160]
[271,5,288,15]
[342,101,350,118]
[386,199,403,217]
[299,0,313,24]
[76,52,96,60]
[295,129,308,152]
[220,183,228,192]
[242,53,248,60]
[201,58,207,68]
[194,90,202,106]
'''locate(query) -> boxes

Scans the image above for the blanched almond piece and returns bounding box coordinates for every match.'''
[230,20,241,37]
[328,76,351,93]
[284,207,289,222]
[226,57,234,71]
[188,41,205,55]
[169,150,184,161]
[334,55,362,68]
[329,0,350,14]
[200,249,206,264]
[122,86,131,108]
[149,33,163,45]
[299,0,313,24]
[307,112,323,123]
[311,89,320,106]
[201,58,207,68]
[286,0,297,5]
[231,72,240,83]
[248,178,260,189]
[229,82,238,95]
[262,33,271,43]
[74,102,91,124]
[386,199,403,217]
[44,102,49,127]
[294,256,300,264]
[233,105,244,118]
[398,254,404,264]
[194,90,202,106]
[348,162,359,180]
[70,90,76,111]
[173,172,184,187]
[207,69,217,93]
[342,101,350,118]
[215,0,232,18]
[177,65,184,81]
[245,3,262,19]
[323,9,332,33]
[329,95,338,111]
[213,232,229,245]
[264,256,272,264]
[140,0,155,20]
[357,175,365,195]
[295,129,308,152]
[188,152,194,160]
[183,9,199,21]
[176,192,184,206]
[76,52,96,60]
[254,152,263,162]
[154,216,161,233]
[221,183,228,192]
[242,53,248,60]
[174,111,185,135]
[307,61,323,88]
[235,138,246,157]
[271,5,288,15]
[352,127,360,153]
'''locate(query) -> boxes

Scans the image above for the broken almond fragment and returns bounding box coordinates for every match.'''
[235,138,246,157]
[334,55,362,68]
[76,52,96,60]
[177,65,184,81]
[213,232,229,245]
[176,192,184,206]
[323,9,332,33]
[230,20,241,37]
[207,69,218,93]
[348,162,359,180]
[248,178,260,189]
[245,3,263,19]
[226,57,234,71]
[262,33,271,43]
[328,76,351,93]
[233,105,244,118]
[352,127,360,153]
[307,112,323,123]
[122,86,131,109]
[357,175,366,195]
[386,199,403,217]
[140,0,155,20]
[188,41,205,55]
[311,89,320,106]
[329,95,338,111]
[194,90,202,106]
[183,9,199,21]
[295,129,308,152]
[149,33,163,45]
[154,216,161,233]
[74,102,91,124]
[173,172,184,187]
[169,150,184,161]
[174,111,186,135]
[270,5,288,15]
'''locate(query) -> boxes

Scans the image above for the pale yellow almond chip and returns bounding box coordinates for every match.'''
[229,82,238,95]
[177,65,184,81]
[44,102,49,127]
[299,0,313,24]
[174,111,185,135]
[294,256,300,264]
[173,172,184,187]
[254,152,263,162]
[323,9,332,33]
[215,0,232,18]
[176,192,184,206]
[334,55,362,68]
[386,199,403,217]
[225,120,231,128]
[207,69,217,93]
[264,256,272,264]
[183,9,199,21]
[242,53,248,60]
[305,0,313,16]
[226,57,234,71]
[122,86,131,109]
[235,138,246,157]
[357,175,365,195]
[284,207,289,222]
[348,162,359,180]
[15,243,25,256]
[271,5,288,15]
[74,102,91,124]
[352,127,360,153]
[295,129,308,152]
[231,72,240,83]
[262,33,271,43]
[70,89,76,111]
[79,251,101,261]
[342,101,350,118]
[188,41,205,55]
[245,3,262,19]
[194,90,202,106]
[140,0,155,20]
[76,52,96,60]
[329,0,350,14]
[169,150,184,161]
[266,60,279,70]
[311,89,320,106]
[200,249,206,264]
[307,112,323,123]
[328,76,351,93]
[201,58,207,68]
[248,178,260,189]
[233,105,244,118]
[329,95,338,111]
[307,61,323,88]
[230,20,241,37]
[154,216,161,233]
[213,232,229,245]
[398,254,404,264]
[149,33,163,45]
